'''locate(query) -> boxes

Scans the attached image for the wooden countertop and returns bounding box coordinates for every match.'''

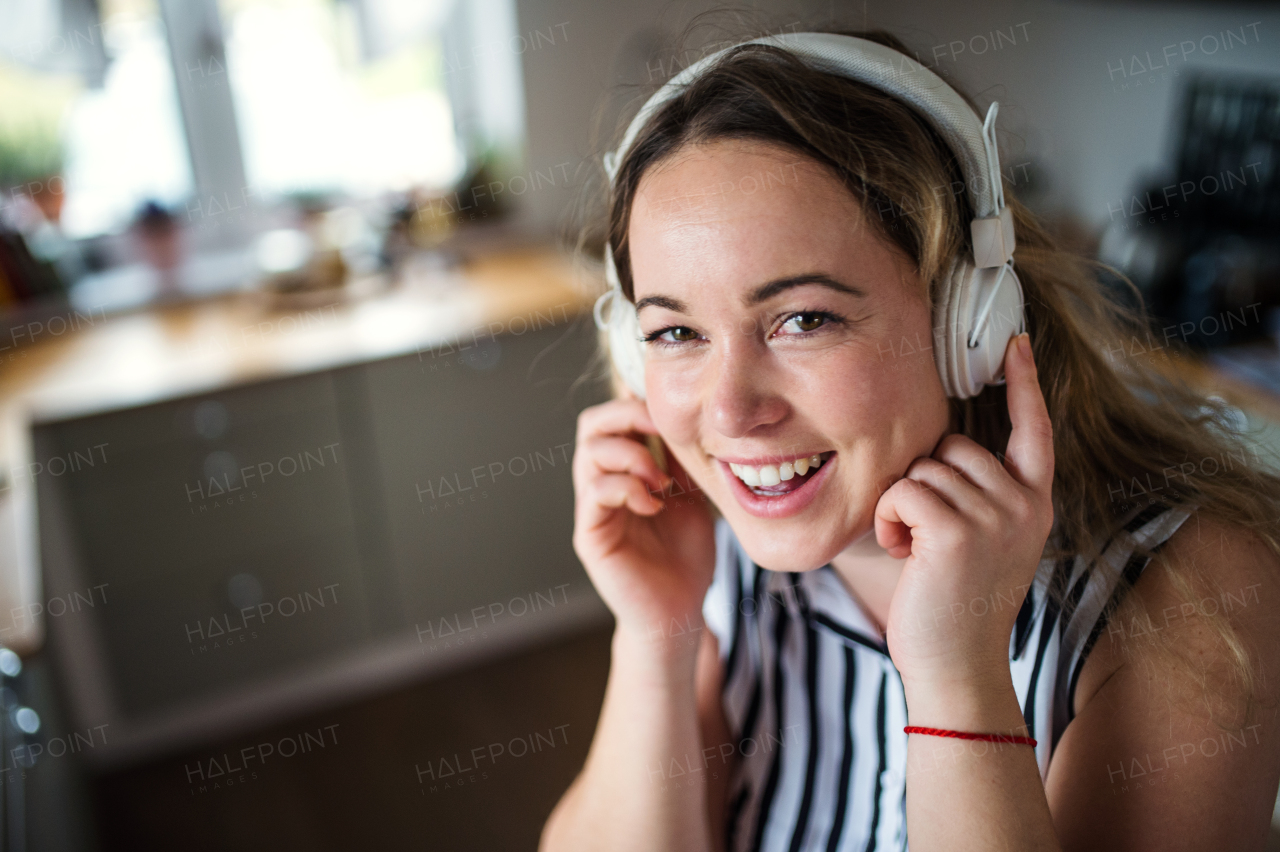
[0,246,598,655]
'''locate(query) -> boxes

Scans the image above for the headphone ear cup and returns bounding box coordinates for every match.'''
[975,263,1025,388]
[931,256,966,399]
[607,294,648,399]
[598,243,648,399]
[951,263,1026,397]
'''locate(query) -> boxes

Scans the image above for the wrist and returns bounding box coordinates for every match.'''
[611,617,705,683]
[901,666,1028,735]
[895,640,1008,694]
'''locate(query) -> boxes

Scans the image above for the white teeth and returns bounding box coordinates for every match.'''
[728,453,826,488]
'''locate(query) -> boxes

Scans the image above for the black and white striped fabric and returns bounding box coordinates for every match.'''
[701,501,1193,851]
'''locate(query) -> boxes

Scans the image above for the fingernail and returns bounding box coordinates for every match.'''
[1017,333,1032,358]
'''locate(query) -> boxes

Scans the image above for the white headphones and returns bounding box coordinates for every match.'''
[593,32,1025,400]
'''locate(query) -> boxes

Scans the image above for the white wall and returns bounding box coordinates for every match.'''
[864,0,1279,232]
[509,0,1279,242]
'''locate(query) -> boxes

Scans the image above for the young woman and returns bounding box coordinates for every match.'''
[541,28,1280,852]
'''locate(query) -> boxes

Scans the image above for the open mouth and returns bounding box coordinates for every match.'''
[726,451,835,498]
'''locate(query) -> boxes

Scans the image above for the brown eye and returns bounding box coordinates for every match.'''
[784,312,828,333]
[644,326,702,346]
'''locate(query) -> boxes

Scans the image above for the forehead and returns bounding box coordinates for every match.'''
[631,140,858,226]
[628,140,878,291]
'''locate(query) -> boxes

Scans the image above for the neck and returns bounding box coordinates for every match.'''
[828,528,907,636]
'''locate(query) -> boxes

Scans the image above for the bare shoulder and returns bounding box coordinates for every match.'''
[1155,509,1280,594]
[1047,509,1280,851]
[1073,510,1280,716]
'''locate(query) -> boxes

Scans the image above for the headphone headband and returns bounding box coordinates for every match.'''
[607,33,1009,230]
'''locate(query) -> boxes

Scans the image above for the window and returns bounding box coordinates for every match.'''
[0,0,193,238]
[218,0,462,200]
[1,0,469,241]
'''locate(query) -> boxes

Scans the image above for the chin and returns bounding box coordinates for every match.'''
[725,521,841,573]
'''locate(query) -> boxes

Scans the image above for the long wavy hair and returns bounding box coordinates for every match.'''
[581,25,1280,725]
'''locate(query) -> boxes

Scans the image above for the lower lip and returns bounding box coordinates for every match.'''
[718,456,835,519]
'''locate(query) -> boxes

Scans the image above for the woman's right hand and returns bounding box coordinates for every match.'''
[572,397,717,645]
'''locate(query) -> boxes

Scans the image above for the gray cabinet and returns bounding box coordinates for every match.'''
[34,316,611,760]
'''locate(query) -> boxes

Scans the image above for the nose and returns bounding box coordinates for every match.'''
[706,334,788,438]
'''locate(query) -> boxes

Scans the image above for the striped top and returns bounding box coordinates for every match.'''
[701,501,1193,852]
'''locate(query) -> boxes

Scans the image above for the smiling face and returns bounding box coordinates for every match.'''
[628,139,952,572]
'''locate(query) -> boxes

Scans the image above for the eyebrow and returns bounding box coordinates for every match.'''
[634,273,865,314]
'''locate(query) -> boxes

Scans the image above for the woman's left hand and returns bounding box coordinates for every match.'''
[874,332,1056,691]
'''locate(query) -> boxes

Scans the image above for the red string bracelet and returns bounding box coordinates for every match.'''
[904,726,1036,747]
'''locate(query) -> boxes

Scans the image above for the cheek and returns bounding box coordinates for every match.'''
[821,341,948,450]
[645,395,718,496]
[833,332,932,391]
[644,370,700,445]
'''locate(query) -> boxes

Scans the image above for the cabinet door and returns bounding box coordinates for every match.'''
[349,316,605,633]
